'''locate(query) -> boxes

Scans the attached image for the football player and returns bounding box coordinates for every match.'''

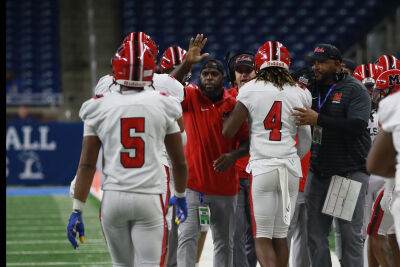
[67,40,188,267]
[367,68,400,266]
[223,41,312,267]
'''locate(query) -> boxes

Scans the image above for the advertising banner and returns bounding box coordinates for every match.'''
[6,121,83,186]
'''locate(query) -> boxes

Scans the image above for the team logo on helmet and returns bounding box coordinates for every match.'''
[373,69,400,102]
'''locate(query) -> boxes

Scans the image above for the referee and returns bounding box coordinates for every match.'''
[291,44,371,267]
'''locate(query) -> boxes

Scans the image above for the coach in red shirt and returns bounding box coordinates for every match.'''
[177,58,249,267]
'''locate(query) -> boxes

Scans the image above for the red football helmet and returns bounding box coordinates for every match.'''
[255,41,290,72]
[122,32,158,59]
[353,63,380,93]
[160,46,187,72]
[374,55,400,72]
[375,69,400,92]
[112,41,156,87]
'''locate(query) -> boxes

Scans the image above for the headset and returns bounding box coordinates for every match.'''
[224,51,255,86]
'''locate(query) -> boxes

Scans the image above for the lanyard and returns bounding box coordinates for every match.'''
[199,192,204,204]
[318,84,336,113]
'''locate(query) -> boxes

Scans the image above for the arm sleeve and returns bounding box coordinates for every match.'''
[181,87,190,112]
[296,125,312,159]
[166,121,181,135]
[164,95,183,135]
[317,83,370,136]
[346,84,371,123]
[83,122,97,136]
[79,98,102,136]
[378,93,400,133]
[236,87,252,113]
[317,115,367,136]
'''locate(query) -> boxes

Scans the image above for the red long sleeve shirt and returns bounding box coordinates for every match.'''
[182,85,249,196]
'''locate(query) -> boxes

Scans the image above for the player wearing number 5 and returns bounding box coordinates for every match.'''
[66,40,188,266]
[222,41,312,267]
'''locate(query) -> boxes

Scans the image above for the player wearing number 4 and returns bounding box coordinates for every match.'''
[223,41,312,267]
[66,40,188,267]
[292,44,371,267]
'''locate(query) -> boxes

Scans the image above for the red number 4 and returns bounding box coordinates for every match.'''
[264,101,282,141]
[120,118,145,168]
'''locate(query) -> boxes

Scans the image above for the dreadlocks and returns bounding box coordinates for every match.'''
[256,67,297,90]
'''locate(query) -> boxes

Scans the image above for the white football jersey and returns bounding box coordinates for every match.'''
[79,90,182,194]
[237,79,312,177]
[93,73,184,167]
[368,109,379,142]
[377,92,400,191]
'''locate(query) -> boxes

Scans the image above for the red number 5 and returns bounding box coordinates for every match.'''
[264,101,282,141]
[120,118,145,168]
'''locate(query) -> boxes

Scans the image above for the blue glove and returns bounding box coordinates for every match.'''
[168,195,188,224]
[67,211,85,249]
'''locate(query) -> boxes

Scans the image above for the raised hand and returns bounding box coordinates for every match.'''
[185,33,209,65]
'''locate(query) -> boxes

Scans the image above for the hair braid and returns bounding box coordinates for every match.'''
[255,67,297,90]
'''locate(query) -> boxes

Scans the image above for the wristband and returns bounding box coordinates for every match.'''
[73,198,85,212]
[175,191,186,198]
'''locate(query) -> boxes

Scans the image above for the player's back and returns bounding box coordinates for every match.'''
[238,79,311,160]
[79,90,182,194]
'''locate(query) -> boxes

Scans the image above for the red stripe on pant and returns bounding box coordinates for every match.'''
[367,190,385,236]
[99,201,108,245]
[164,165,171,216]
[159,195,168,266]
[249,173,257,238]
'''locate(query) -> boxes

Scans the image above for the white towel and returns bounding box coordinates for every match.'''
[278,166,291,225]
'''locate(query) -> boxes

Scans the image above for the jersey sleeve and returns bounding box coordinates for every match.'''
[78,97,104,135]
[303,88,312,107]
[378,92,400,133]
[181,86,194,112]
[153,73,184,102]
[236,85,252,113]
[159,92,183,135]
[83,122,97,136]
[347,84,371,123]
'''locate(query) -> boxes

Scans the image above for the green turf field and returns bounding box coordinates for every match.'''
[7,192,338,266]
[6,194,111,266]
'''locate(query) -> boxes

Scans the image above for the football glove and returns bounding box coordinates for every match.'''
[67,211,85,249]
[168,195,188,224]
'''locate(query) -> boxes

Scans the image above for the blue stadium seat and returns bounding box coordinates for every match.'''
[119,0,397,77]
[6,0,61,97]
